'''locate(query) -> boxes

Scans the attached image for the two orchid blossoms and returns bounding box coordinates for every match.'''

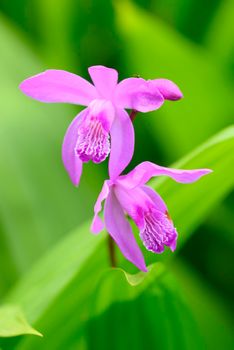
[20,65,211,271]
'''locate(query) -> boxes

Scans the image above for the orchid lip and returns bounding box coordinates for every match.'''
[75,117,110,163]
[140,209,178,254]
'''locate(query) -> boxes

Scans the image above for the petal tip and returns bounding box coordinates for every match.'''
[141,265,148,273]
[69,172,81,187]
[152,79,183,101]
[91,216,104,234]
[199,168,213,177]
[18,80,29,94]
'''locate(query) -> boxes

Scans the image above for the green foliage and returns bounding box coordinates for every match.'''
[0,0,233,349]
[0,305,41,337]
[0,126,232,349]
[85,267,204,350]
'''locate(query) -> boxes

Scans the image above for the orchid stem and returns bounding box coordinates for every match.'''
[108,235,117,268]
[130,109,138,122]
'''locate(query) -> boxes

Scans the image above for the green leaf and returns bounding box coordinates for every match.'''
[0,305,42,338]
[5,222,105,325]
[85,266,204,350]
[90,263,165,318]
[3,126,233,349]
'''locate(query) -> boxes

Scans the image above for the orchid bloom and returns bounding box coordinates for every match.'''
[91,162,211,272]
[19,66,182,185]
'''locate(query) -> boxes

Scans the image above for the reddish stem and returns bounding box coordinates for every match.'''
[108,235,117,268]
[130,109,138,122]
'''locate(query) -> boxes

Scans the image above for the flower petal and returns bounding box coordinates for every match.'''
[150,79,183,100]
[62,110,87,186]
[141,185,167,213]
[104,189,147,272]
[115,78,164,112]
[109,108,134,179]
[115,185,167,231]
[91,180,110,234]
[115,77,145,108]
[88,65,118,100]
[19,69,97,105]
[118,161,212,189]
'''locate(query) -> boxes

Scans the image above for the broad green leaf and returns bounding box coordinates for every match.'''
[5,223,105,325]
[0,305,42,338]
[90,263,165,317]
[84,267,204,350]
[115,1,233,160]
[3,126,233,349]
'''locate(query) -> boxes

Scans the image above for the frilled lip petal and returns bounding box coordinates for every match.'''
[74,99,115,164]
[115,184,169,234]
[104,189,147,272]
[88,65,118,100]
[91,180,111,234]
[115,78,164,112]
[108,108,134,179]
[150,79,183,100]
[19,69,98,106]
[117,161,212,189]
[62,110,86,186]
[140,186,178,252]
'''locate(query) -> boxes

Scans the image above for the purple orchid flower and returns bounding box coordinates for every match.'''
[19,66,182,185]
[91,161,211,272]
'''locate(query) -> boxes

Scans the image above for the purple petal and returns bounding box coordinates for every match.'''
[19,70,98,106]
[104,189,147,272]
[115,78,164,112]
[91,180,110,234]
[114,185,145,230]
[150,79,183,100]
[109,108,134,179]
[141,185,167,213]
[115,77,145,108]
[88,65,118,100]
[118,161,212,189]
[115,185,167,232]
[62,110,87,186]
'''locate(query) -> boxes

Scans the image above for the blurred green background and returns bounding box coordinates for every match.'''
[0,0,233,349]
